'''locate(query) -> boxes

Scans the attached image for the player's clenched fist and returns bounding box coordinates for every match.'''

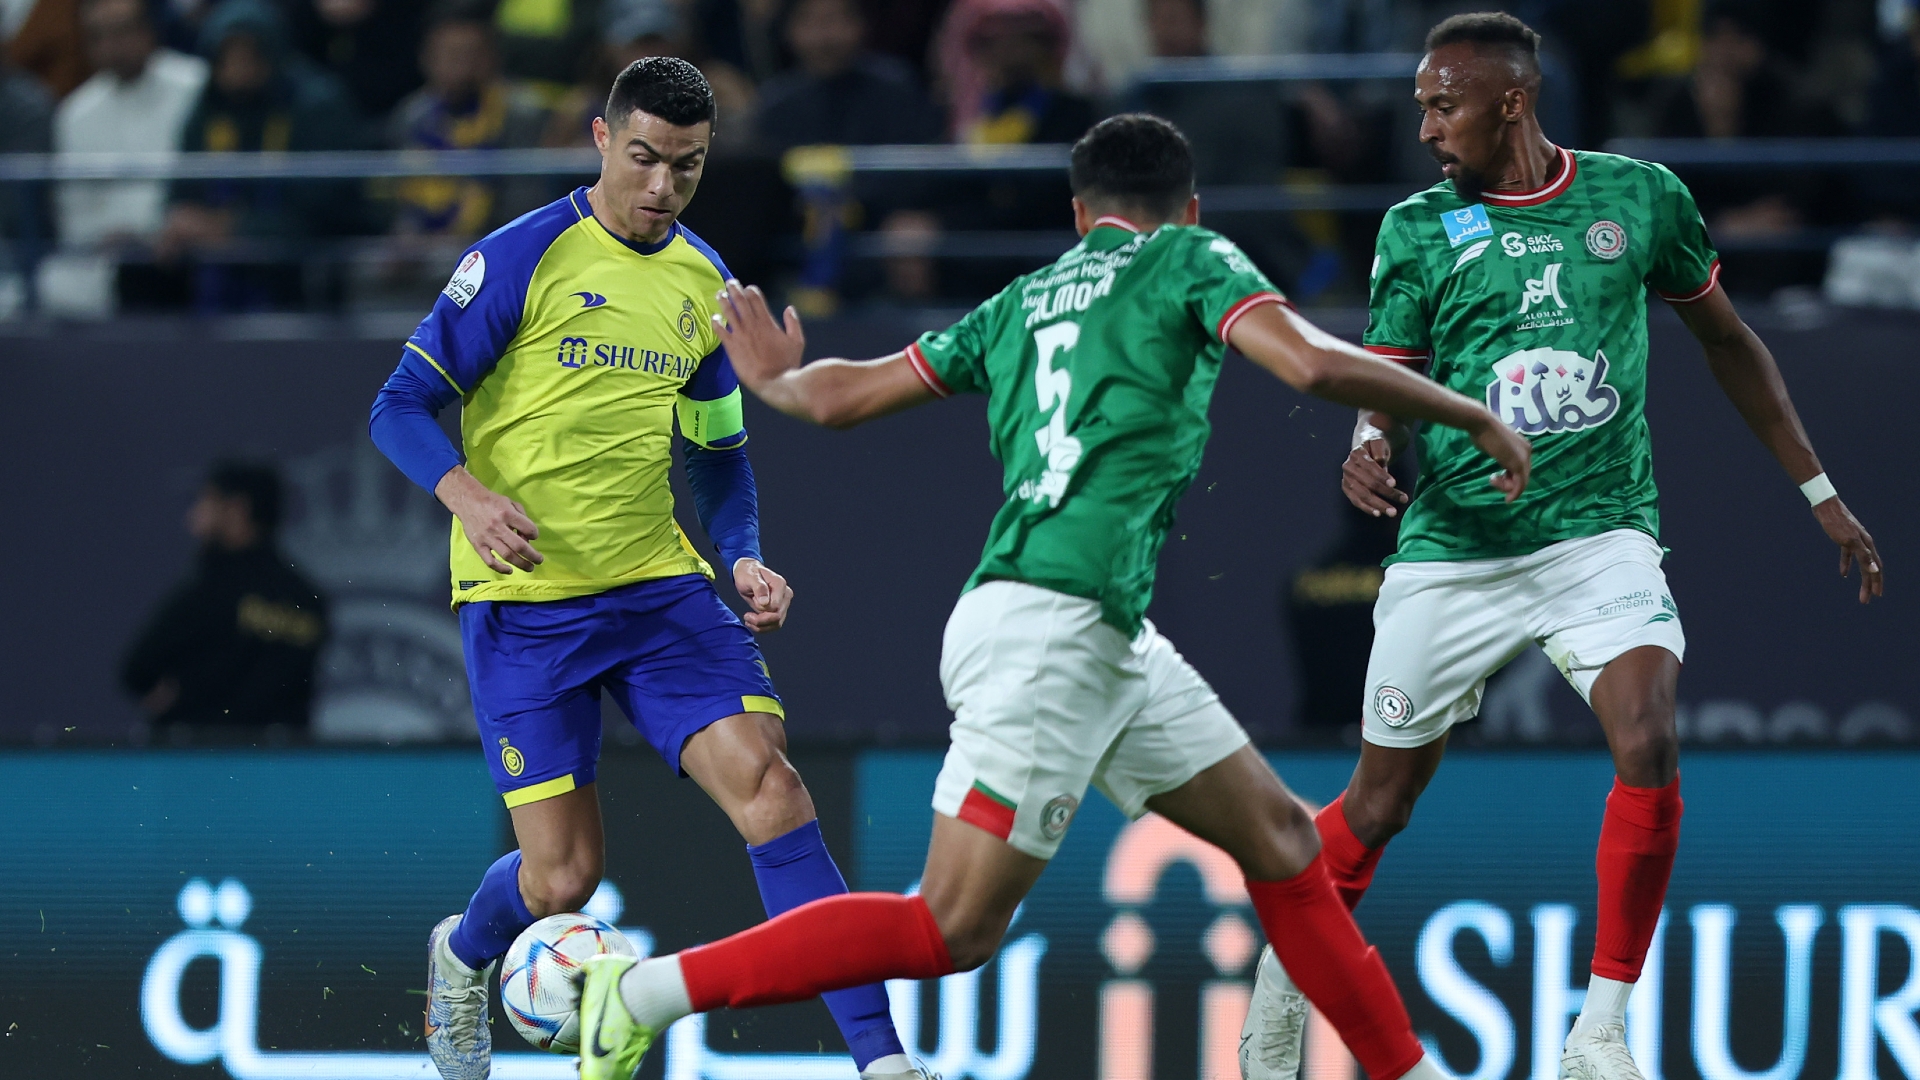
[434,465,544,574]
[733,557,793,632]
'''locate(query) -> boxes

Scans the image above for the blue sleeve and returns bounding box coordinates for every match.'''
[369,350,464,494]
[683,442,762,570]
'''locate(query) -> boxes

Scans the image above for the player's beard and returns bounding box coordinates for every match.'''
[1433,149,1488,203]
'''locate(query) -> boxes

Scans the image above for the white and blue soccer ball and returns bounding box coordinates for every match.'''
[499,912,638,1053]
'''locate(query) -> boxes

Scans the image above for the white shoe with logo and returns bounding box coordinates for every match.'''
[1239,945,1309,1080]
[425,915,494,1080]
[1559,1020,1646,1080]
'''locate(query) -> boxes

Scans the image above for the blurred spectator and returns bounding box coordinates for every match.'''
[1073,0,1308,97]
[0,46,52,308]
[291,0,427,126]
[1861,0,1920,221]
[1650,3,1842,240]
[492,0,611,91]
[1146,0,1206,60]
[936,0,1094,144]
[54,0,208,248]
[158,0,362,308]
[389,0,547,237]
[540,0,755,149]
[120,461,328,734]
[7,0,89,95]
[752,0,941,153]
[855,0,947,80]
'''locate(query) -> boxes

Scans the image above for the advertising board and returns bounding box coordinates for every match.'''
[4,749,1917,1080]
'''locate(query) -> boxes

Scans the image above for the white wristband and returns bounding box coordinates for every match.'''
[1353,424,1387,451]
[1800,472,1836,506]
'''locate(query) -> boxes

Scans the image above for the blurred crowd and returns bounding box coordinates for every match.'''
[2,0,1919,311]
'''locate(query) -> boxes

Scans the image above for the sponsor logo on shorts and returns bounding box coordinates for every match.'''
[1586,220,1628,261]
[1373,686,1415,728]
[1040,794,1080,841]
[1644,594,1679,625]
[500,739,525,777]
[1597,589,1656,616]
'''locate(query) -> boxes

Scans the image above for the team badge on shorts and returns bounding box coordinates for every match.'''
[1372,686,1415,728]
[1040,794,1080,841]
[1586,221,1627,261]
[500,738,526,777]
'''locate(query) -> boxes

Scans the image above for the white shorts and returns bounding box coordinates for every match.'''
[1362,529,1686,748]
[932,580,1251,859]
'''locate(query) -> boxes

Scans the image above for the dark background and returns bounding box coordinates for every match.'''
[2,303,1911,746]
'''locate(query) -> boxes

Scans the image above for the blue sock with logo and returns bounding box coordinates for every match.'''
[748,820,907,1071]
[448,850,537,970]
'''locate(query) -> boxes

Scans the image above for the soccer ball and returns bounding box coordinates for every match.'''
[499,913,638,1053]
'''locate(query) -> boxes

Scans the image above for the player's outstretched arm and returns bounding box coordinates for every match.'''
[1228,302,1532,501]
[1670,285,1884,602]
[713,280,935,428]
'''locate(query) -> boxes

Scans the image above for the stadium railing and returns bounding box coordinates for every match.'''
[3,132,1919,316]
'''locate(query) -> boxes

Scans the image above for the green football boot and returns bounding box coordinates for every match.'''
[577,953,658,1080]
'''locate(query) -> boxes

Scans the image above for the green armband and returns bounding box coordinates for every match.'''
[676,387,746,448]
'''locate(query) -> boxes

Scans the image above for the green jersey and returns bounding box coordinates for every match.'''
[909,216,1285,635]
[1365,147,1720,564]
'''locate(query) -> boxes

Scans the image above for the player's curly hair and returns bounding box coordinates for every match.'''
[1425,11,1541,79]
[605,56,715,130]
[1068,114,1194,222]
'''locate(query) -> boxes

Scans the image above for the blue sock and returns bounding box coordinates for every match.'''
[748,820,907,1070]
[448,850,537,970]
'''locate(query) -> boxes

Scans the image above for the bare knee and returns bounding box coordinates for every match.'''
[1234,791,1322,882]
[1343,777,1421,849]
[520,852,602,917]
[923,895,1010,972]
[734,751,814,845]
[1609,710,1678,788]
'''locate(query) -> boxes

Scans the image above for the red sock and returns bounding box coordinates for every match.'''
[679,893,953,1012]
[1247,857,1425,1080]
[1592,775,1683,982]
[1316,795,1386,911]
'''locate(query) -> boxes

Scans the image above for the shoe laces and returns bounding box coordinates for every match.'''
[436,979,490,1052]
[1576,1022,1643,1077]
[1251,985,1308,1067]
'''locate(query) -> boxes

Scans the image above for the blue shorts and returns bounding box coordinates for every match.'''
[459,574,782,807]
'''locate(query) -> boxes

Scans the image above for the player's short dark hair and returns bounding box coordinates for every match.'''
[1425,11,1541,78]
[605,56,715,131]
[1068,113,1194,221]
[207,460,283,535]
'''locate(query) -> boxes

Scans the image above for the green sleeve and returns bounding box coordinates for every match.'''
[1361,212,1434,364]
[1646,164,1721,302]
[1184,232,1288,343]
[907,289,1004,397]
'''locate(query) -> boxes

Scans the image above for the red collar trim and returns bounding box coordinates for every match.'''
[1092,215,1143,233]
[1481,146,1577,208]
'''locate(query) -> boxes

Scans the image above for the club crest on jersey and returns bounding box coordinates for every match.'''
[443,250,485,308]
[679,298,698,340]
[1485,347,1621,435]
[1586,220,1628,260]
[1440,204,1493,248]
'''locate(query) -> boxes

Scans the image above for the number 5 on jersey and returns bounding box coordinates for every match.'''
[1024,322,1081,508]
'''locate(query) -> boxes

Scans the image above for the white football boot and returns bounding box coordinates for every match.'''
[1239,945,1310,1080]
[860,1057,940,1080]
[425,915,494,1080]
[1559,1020,1646,1080]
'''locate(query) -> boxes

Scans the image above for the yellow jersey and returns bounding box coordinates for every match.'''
[401,188,747,605]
